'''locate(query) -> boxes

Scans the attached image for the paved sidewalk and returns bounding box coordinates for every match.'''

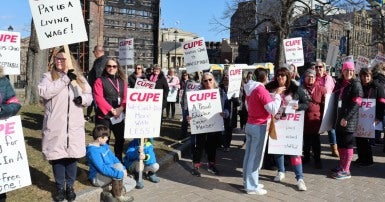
[127,132,385,202]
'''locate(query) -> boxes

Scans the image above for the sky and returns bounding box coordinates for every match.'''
[1,0,230,42]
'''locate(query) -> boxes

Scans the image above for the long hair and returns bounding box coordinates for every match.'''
[101,58,126,81]
[200,72,218,89]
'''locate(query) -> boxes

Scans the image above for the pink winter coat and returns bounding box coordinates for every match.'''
[38,71,93,160]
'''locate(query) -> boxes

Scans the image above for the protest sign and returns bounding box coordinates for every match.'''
[356,55,370,72]
[319,93,336,133]
[342,55,354,63]
[134,78,155,89]
[0,116,31,194]
[226,64,244,98]
[268,111,305,156]
[124,89,163,138]
[29,0,88,49]
[167,87,178,102]
[119,38,134,66]
[375,54,385,63]
[187,89,224,134]
[0,31,20,75]
[183,37,210,74]
[326,44,339,67]
[283,37,304,67]
[181,81,201,110]
[354,98,376,138]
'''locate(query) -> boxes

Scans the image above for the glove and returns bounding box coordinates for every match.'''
[73,96,82,106]
[67,69,77,81]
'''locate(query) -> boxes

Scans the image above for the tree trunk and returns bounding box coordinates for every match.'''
[25,20,48,105]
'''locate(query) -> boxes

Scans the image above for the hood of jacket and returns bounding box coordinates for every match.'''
[244,80,262,96]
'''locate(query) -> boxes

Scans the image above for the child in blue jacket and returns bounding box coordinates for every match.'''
[86,125,134,202]
[124,138,160,189]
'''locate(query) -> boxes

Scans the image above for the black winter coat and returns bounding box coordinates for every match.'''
[148,72,169,108]
[333,78,363,133]
[361,81,385,121]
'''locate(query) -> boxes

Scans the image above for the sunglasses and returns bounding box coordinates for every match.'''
[203,78,213,83]
[135,68,142,70]
[55,57,66,61]
[106,65,118,69]
[315,66,323,69]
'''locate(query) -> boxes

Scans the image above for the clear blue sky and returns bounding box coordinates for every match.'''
[1,0,230,41]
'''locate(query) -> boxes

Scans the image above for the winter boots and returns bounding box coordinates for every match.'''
[111,180,134,202]
[331,144,339,157]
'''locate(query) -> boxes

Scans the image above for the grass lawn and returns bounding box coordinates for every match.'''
[6,104,182,201]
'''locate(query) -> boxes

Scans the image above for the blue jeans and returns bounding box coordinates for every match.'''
[243,123,267,191]
[328,128,337,145]
[51,158,78,189]
[275,155,303,180]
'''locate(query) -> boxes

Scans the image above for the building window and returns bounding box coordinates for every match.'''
[104,6,112,14]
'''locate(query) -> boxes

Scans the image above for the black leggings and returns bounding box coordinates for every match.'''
[166,102,176,118]
[191,132,221,164]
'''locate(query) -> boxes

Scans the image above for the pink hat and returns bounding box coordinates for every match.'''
[342,61,355,71]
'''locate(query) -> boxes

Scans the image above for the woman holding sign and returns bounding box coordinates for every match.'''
[94,58,128,161]
[330,61,363,180]
[38,51,93,202]
[128,64,146,88]
[265,66,309,191]
[0,67,21,202]
[190,72,230,177]
[354,68,384,167]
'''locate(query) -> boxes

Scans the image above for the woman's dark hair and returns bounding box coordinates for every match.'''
[275,67,292,89]
[102,58,126,81]
[254,68,268,82]
[92,124,110,140]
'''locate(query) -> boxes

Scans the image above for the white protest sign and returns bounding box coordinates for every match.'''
[187,89,224,134]
[29,0,88,49]
[226,64,244,98]
[167,87,178,102]
[0,31,20,75]
[134,78,155,89]
[0,115,31,194]
[326,44,339,67]
[119,38,134,66]
[356,55,370,72]
[124,89,163,138]
[182,81,201,110]
[342,55,354,63]
[354,98,376,138]
[183,37,210,74]
[319,93,336,133]
[374,54,385,63]
[283,37,304,67]
[268,111,304,156]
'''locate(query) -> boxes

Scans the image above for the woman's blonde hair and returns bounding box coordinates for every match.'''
[200,72,218,89]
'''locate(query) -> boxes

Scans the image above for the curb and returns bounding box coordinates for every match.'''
[75,137,191,201]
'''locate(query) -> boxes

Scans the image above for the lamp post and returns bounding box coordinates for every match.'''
[174,30,178,69]
[7,25,13,32]
[344,22,352,56]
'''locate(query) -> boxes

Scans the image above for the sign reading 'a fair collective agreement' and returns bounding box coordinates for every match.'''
[29,0,88,49]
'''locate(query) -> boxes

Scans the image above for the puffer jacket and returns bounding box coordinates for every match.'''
[333,78,363,133]
[124,139,157,169]
[38,71,93,160]
[0,71,21,119]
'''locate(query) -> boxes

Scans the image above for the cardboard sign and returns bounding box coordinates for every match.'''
[119,38,134,66]
[183,37,210,74]
[29,0,88,49]
[268,111,305,156]
[124,89,163,138]
[356,55,370,72]
[134,78,155,89]
[354,98,376,138]
[0,31,20,75]
[187,89,224,134]
[319,93,336,134]
[283,37,304,67]
[0,116,31,194]
[226,64,244,98]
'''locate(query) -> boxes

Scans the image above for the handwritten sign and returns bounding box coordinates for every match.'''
[187,89,224,134]
[319,93,337,133]
[354,98,376,138]
[356,55,370,72]
[134,78,155,89]
[182,81,200,110]
[283,37,304,67]
[29,0,88,49]
[268,111,304,156]
[124,89,163,138]
[0,116,31,194]
[0,31,20,75]
[374,54,385,63]
[119,38,134,66]
[226,64,244,98]
[183,37,210,74]
[167,86,178,102]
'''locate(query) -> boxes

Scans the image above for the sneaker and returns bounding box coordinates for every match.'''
[258,184,264,189]
[297,179,307,191]
[191,167,201,177]
[246,188,267,195]
[207,165,219,175]
[147,172,160,183]
[332,171,351,180]
[329,166,342,174]
[274,172,285,182]
[135,180,144,189]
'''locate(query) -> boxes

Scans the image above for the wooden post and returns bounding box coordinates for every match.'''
[138,138,145,182]
[63,44,80,97]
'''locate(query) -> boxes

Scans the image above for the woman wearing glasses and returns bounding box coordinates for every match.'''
[128,64,146,88]
[94,58,128,161]
[265,67,309,191]
[190,72,230,177]
[38,51,93,202]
